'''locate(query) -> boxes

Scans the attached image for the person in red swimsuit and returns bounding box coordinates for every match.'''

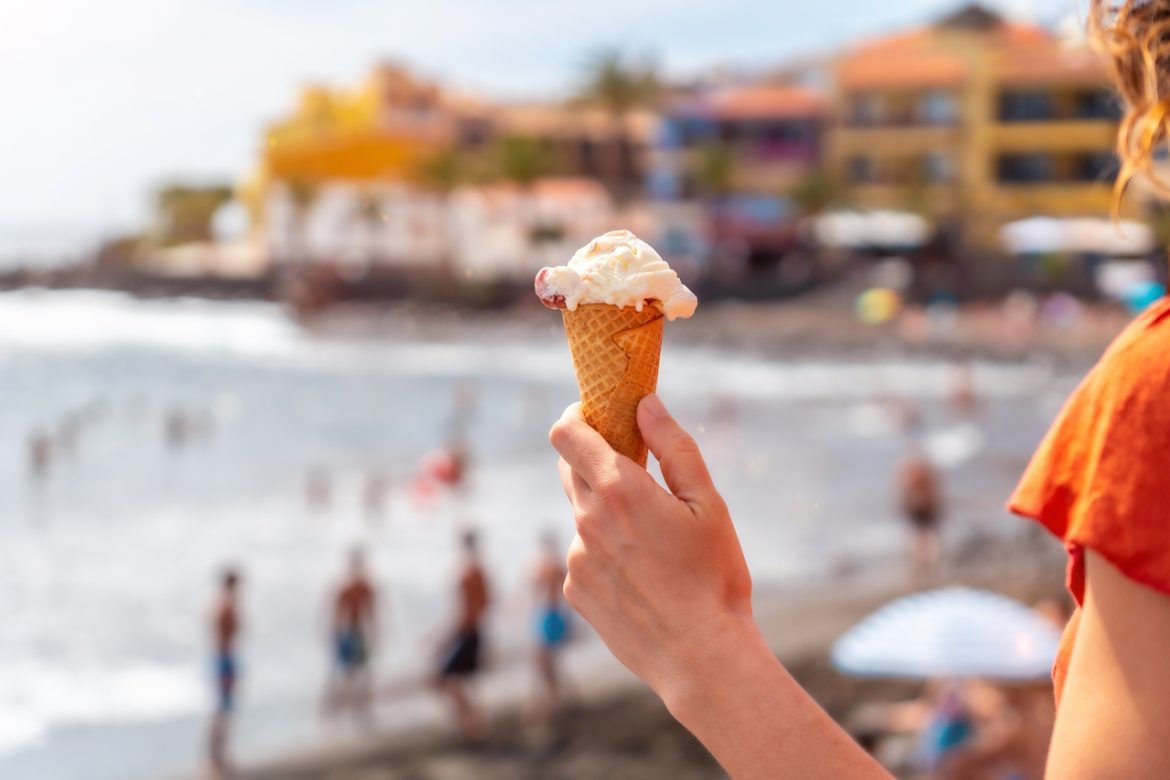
[548,5,1170,776]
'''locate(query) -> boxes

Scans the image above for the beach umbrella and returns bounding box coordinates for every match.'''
[1063,218,1152,255]
[831,587,1061,681]
[868,210,931,248]
[815,211,931,249]
[1000,217,1064,255]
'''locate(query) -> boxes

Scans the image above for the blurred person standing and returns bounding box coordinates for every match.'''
[324,548,379,725]
[165,407,191,450]
[207,567,241,780]
[530,531,571,726]
[433,530,491,743]
[27,429,53,480]
[896,443,943,572]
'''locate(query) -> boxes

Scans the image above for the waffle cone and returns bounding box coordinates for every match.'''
[562,303,664,467]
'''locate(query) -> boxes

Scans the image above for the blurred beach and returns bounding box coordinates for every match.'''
[0,289,1083,779]
[3,0,1166,776]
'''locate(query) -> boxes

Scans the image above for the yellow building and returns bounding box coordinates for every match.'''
[827,4,1131,250]
[243,64,489,230]
[243,62,658,236]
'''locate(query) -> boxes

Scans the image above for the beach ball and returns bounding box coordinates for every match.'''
[1123,280,1165,314]
[856,287,902,325]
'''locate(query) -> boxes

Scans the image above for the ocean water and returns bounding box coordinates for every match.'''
[0,290,1080,779]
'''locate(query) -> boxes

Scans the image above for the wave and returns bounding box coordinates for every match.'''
[0,660,202,757]
[0,289,1055,400]
[0,289,298,356]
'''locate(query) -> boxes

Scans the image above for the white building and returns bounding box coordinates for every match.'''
[262,177,614,282]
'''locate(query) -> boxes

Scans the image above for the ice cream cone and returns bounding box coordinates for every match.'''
[562,303,664,467]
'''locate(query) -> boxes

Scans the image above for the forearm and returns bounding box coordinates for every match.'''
[660,615,892,780]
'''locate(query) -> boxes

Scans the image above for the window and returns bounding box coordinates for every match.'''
[924,151,955,182]
[999,91,1054,122]
[997,153,1054,183]
[765,121,811,143]
[1074,151,1119,182]
[849,155,876,183]
[1075,89,1122,120]
[850,93,884,126]
[918,91,958,125]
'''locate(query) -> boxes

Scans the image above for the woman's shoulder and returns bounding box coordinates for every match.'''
[1009,299,1170,539]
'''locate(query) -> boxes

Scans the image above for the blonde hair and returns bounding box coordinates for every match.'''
[1090,0,1170,207]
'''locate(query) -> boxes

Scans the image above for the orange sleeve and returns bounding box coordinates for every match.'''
[1008,300,1170,604]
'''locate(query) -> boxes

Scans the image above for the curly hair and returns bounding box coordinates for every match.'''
[1090,0,1170,206]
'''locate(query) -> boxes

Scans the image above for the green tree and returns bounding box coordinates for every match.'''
[577,47,661,201]
[693,142,735,199]
[416,149,465,194]
[788,170,842,216]
[152,183,233,246]
[496,135,556,188]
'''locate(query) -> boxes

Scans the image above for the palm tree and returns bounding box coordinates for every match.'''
[577,47,661,202]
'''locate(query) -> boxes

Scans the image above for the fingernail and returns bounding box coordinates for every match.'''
[642,393,667,418]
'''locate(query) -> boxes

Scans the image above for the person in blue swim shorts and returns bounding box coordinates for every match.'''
[531,531,571,724]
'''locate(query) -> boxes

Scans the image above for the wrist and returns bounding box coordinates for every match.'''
[656,611,777,726]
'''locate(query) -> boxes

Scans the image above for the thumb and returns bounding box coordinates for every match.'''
[637,393,716,509]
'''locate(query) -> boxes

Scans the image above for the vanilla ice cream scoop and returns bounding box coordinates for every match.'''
[534,229,698,320]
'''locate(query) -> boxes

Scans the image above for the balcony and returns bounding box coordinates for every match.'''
[992,120,1117,152]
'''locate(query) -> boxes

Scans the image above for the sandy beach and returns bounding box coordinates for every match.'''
[237,533,1067,780]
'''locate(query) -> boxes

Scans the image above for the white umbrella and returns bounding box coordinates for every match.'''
[1001,217,1154,256]
[815,210,931,249]
[869,210,931,248]
[1000,217,1064,254]
[831,587,1061,681]
[1063,218,1152,255]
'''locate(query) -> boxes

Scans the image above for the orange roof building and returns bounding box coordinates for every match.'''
[651,84,824,200]
[827,3,1129,250]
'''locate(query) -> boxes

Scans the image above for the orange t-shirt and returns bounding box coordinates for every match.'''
[1008,297,1170,703]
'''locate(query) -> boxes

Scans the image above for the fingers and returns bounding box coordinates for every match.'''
[558,456,591,506]
[548,402,616,489]
[637,394,718,510]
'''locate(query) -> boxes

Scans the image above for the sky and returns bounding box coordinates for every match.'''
[0,0,1075,251]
